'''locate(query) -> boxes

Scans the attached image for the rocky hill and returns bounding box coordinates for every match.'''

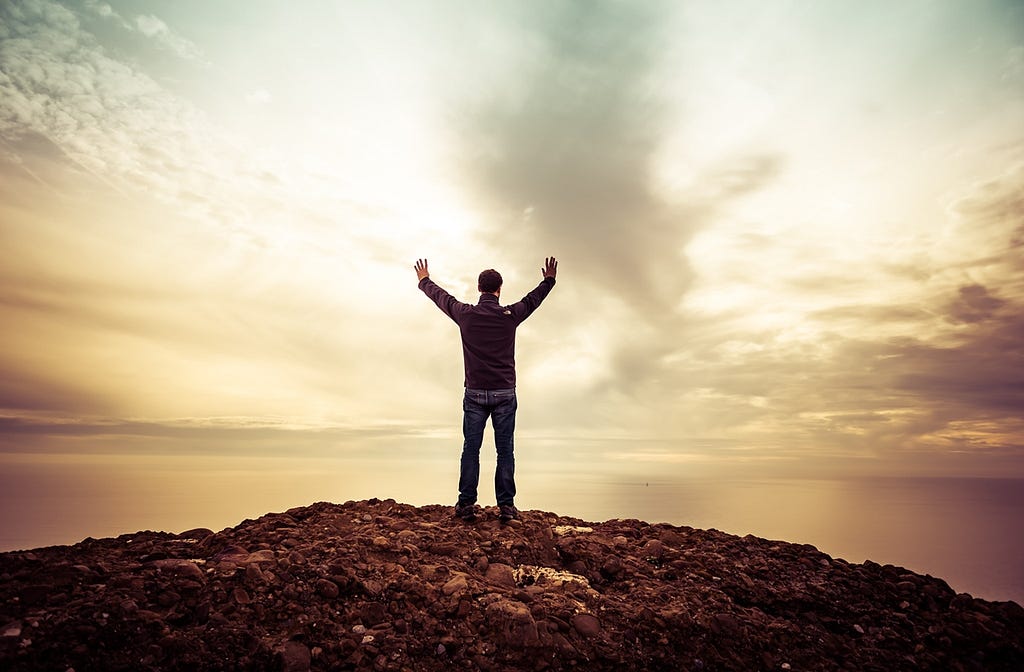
[1,498,1021,671]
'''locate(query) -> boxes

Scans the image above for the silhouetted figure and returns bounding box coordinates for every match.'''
[415,257,558,522]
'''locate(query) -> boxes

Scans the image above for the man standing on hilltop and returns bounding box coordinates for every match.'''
[415,257,558,523]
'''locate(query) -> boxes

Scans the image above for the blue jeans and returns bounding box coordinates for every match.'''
[458,388,517,507]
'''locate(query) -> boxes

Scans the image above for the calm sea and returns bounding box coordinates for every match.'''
[1,454,1021,605]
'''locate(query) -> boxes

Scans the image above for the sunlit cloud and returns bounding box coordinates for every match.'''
[133,14,203,61]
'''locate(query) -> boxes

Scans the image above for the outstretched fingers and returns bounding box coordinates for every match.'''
[415,258,430,280]
[542,256,558,278]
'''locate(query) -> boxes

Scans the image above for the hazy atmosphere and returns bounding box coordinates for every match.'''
[1,1,1023,598]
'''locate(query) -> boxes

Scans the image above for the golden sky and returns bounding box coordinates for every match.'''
[2,0,1023,481]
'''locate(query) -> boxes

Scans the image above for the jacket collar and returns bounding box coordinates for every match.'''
[478,293,500,304]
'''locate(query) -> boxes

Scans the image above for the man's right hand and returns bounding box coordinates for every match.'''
[542,256,558,279]
[415,258,430,282]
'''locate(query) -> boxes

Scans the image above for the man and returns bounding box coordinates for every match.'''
[415,256,558,523]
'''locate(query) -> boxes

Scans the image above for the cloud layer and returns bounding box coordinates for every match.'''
[0,0,1022,478]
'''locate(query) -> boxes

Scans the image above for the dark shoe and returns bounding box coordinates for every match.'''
[454,503,478,521]
[498,505,519,522]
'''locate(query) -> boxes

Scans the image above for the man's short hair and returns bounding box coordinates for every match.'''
[478,269,503,293]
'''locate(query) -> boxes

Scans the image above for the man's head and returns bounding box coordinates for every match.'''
[478,269,502,295]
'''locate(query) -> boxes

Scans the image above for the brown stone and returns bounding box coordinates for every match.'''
[280,640,311,672]
[213,545,249,561]
[642,539,665,559]
[242,550,276,565]
[711,613,740,635]
[486,599,539,648]
[659,530,684,546]
[485,563,516,589]
[601,556,624,579]
[178,528,214,540]
[151,559,205,582]
[156,590,180,607]
[360,602,388,626]
[245,564,265,583]
[571,613,601,638]
[315,578,339,599]
[442,574,469,596]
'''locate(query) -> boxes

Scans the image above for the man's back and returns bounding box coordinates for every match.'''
[418,274,555,389]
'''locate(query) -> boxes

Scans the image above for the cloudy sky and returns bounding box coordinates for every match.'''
[2,0,1023,505]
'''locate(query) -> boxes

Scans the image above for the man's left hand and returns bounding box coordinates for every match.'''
[542,256,558,279]
[415,258,430,282]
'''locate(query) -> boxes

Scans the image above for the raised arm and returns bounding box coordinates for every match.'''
[415,258,465,323]
[510,256,558,323]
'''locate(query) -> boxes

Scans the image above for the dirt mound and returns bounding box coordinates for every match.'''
[1,498,1021,670]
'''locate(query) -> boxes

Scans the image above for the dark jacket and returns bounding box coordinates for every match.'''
[419,276,556,389]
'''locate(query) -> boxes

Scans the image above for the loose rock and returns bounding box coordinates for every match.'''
[0,499,1020,671]
[441,574,469,596]
[571,613,601,638]
[280,640,311,672]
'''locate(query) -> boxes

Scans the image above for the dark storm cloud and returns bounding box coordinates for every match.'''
[0,367,111,416]
[778,305,1024,463]
[0,415,446,455]
[462,1,690,312]
[946,284,1007,324]
[0,416,412,441]
[668,304,1024,464]
[890,310,1024,418]
[460,2,783,400]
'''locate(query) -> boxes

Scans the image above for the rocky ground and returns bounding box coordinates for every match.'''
[1,499,1021,671]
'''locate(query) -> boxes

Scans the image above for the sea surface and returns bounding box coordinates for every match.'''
[1,454,1021,605]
